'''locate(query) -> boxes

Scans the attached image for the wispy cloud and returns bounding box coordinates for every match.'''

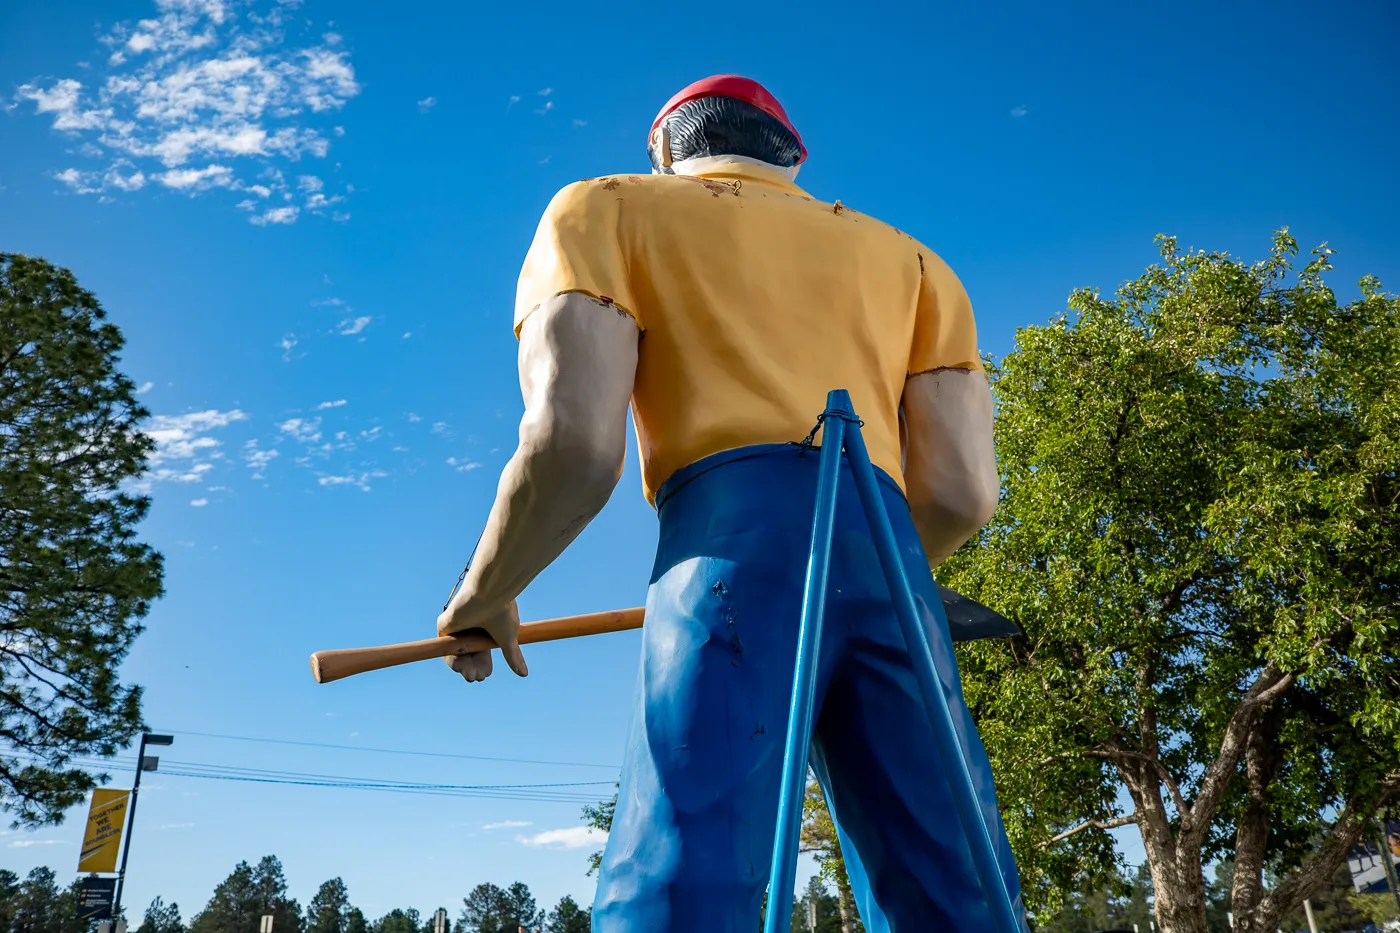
[538,88,553,97]
[136,380,154,394]
[1010,105,1029,118]
[483,820,532,831]
[138,409,248,489]
[417,96,436,113]
[278,417,321,443]
[15,0,359,221]
[535,100,554,115]
[315,399,347,410]
[517,827,606,850]
[159,823,195,830]
[243,439,278,479]
[250,205,298,226]
[8,839,70,848]
[339,315,370,335]
[572,119,587,128]
[446,457,481,472]
[189,497,208,507]
[279,334,299,361]
[506,95,521,112]
[317,469,387,491]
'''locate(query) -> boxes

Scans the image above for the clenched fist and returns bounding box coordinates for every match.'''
[436,599,527,683]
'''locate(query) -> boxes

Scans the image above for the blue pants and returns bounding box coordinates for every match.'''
[592,444,1024,932]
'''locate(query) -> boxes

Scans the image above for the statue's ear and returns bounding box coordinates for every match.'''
[656,124,673,168]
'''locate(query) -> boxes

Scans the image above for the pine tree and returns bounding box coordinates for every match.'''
[307,878,352,933]
[0,252,164,827]
[543,895,589,933]
[137,896,186,933]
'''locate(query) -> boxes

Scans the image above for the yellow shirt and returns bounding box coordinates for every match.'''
[514,162,983,505]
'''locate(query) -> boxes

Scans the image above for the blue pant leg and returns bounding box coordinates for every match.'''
[592,535,815,930]
[812,480,1026,931]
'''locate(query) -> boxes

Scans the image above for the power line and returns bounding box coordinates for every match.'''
[6,751,613,804]
[154,728,622,770]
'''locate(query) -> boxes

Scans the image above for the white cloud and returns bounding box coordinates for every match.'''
[535,100,553,114]
[297,174,322,191]
[250,205,297,225]
[8,839,71,848]
[406,412,422,422]
[279,334,298,361]
[430,421,446,434]
[243,440,278,478]
[506,95,521,110]
[278,417,321,443]
[157,163,232,191]
[338,315,370,335]
[483,820,532,830]
[315,399,346,409]
[417,96,436,112]
[138,409,247,488]
[190,497,208,506]
[1010,105,1029,118]
[572,119,587,128]
[317,469,387,491]
[517,826,606,850]
[538,88,552,97]
[159,822,195,830]
[446,457,481,472]
[55,167,102,193]
[402,331,411,338]
[136,381,154,394]
[16,1,359,217]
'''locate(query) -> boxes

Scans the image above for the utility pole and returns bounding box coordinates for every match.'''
[433,909,447,933]
[111,732,173,921]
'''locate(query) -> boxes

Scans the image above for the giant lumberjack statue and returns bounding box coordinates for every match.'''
[434,75,1028,931]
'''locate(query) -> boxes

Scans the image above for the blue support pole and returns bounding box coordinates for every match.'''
[762,401,849,933]
[840,404,1022,933]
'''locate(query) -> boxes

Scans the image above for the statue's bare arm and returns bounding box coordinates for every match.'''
[437,293,639,682]
[900,368,1000,568]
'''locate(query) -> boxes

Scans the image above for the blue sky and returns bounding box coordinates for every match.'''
[2,0,1398,922]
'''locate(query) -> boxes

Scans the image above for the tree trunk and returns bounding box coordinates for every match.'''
[1125,764,1209,933]
[1229,714,1279,931]
[835,871,856,933]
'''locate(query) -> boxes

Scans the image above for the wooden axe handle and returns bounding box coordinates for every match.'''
[309,607,645,684]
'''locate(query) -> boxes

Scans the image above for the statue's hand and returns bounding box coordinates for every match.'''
[436,599,526,683]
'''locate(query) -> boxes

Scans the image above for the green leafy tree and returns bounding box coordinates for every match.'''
[799,777,862,933]
[345,909,368,933]
[543,895,589,933]
[190,856,303,933]
[582,785,617,876]
[307,878,352,933]
[942,231,1400,933]
[137,896,187,933]
[0,253,164,827]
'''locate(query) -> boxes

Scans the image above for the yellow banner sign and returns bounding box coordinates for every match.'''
[78,789,129,873]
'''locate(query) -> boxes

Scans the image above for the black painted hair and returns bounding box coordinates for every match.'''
[649,96,804,173]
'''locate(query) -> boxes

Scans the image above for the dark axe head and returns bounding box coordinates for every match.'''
[938,584,1023,643]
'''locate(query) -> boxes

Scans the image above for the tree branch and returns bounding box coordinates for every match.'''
[1039,813,1140,848]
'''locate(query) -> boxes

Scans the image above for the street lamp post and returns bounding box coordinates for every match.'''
[111,732,173,921]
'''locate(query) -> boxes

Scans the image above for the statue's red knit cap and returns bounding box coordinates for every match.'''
[650,75,807,164]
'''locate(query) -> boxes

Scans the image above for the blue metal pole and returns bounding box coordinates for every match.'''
[762,401,849,933]
[840,413,1023,933]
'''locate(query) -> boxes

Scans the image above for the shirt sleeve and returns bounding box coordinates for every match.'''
[908,247,984,375]
[513,180,641,338]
